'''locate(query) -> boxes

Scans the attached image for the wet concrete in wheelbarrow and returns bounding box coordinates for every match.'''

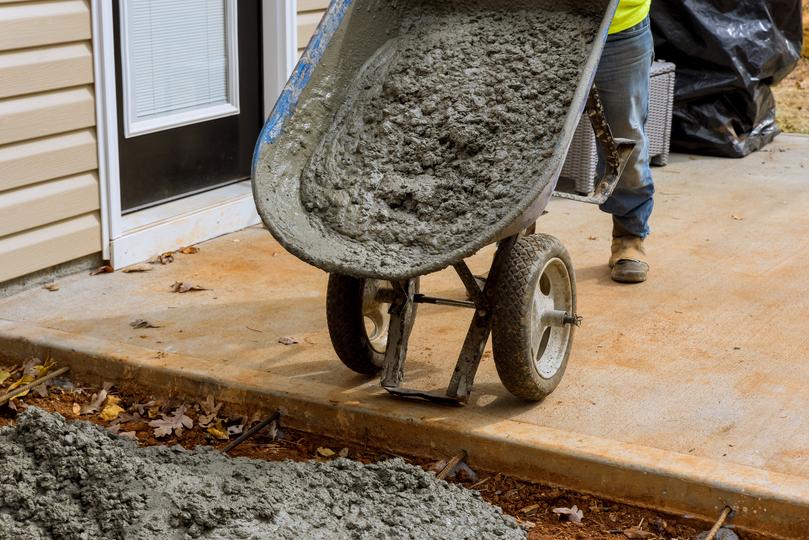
[299,1,600,276]
[0,408,523,539]
[2,137,809,537]
[254,0,608,279]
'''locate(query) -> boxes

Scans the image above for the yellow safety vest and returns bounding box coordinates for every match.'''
[609,0,651,34]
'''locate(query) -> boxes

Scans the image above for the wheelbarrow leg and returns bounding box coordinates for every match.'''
[446,235,518,402]
[381,279,418,389]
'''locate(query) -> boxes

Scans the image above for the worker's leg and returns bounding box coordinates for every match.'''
[595,17,654,240]
[594,17,654,283]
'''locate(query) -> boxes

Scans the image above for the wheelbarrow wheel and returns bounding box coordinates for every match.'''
[492,234,576,401]
[326,275,419,375]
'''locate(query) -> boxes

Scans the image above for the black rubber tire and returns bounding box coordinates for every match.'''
[326,274,418,376]
[491,234,576,401]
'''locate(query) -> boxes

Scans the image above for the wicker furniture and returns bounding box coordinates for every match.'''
[561,61,676,194]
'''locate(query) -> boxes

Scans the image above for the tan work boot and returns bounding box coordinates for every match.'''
[609,236,649,283]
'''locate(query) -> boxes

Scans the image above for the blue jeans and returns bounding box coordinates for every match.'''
[595,17,655,238]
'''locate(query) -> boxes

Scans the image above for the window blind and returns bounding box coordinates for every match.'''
[125,0,231,121]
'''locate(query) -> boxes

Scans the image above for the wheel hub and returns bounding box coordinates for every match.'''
[530,258,574,379]
[362,280,391,355]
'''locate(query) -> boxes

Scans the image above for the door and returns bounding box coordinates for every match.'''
[113,0,263,213]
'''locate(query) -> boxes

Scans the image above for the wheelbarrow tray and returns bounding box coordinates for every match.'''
[252,0,619,281]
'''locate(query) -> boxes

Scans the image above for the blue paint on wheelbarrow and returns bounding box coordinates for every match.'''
[252,0,353,173]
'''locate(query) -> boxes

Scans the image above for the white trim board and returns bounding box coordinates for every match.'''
[92,0,297,269]
[110,181,260,268]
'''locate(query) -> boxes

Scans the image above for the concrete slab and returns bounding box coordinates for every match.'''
[2,134,809,538]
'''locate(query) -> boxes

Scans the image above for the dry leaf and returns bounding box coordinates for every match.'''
[170,282,208,293]
[156,252,175,264]
[81,388,108,415]
[338,448,350,458]
[122,263,153,273]
[149,405,193,438]
[90,265,114,276]
[32,384,48,398]
[130,319,161,329]
[197,395,222,428]
[179,246,200,255]
[3,359,48,399]
[207,425,230,440]
[43,282,60,292]
[100,396,125,421]
[553,505,584,524]
[0,370,11,386]
[622,528,656,539]
[119,431,138,440]
[317,447,335,458]
[72,403,81,415]
[134,400,157,417]
[731,214,743,221]
[278,336,300,346]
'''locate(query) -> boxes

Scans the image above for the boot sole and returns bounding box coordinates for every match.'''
[610,261,649,283]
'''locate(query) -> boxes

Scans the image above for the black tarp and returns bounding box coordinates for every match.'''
[651,0,803,157]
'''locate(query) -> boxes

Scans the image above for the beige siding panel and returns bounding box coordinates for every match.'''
[0,129,97,192]
[297,11,325,51]
[298,0,329,11]
[0,172,98,237]
[0,0,91,52]
[0,86,95,146]
[0,42,93,99]
[0,212,101,282]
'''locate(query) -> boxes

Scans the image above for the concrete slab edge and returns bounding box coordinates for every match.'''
[0,318,806,539]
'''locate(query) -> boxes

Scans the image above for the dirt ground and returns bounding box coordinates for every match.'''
[774,56,809,134]
[0,358,753,540]
[772,8,809,134]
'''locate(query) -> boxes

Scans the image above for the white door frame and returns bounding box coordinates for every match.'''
[91,0,298,268]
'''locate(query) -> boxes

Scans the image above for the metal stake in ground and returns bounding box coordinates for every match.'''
[0,366,70,406]
[223,409,282,453]
[704,506,733,540]
[437,450,468,481]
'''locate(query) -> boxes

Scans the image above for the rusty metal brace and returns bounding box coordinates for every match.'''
[554,85,637,205]
[382,236,519,406]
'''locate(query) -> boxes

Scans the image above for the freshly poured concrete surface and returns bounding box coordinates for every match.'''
[2,135,809,537]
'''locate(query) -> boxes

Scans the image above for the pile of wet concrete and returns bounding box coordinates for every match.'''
[299,0,602,275]
[0,408,524,539]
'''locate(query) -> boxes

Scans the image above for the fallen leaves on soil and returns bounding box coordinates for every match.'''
[553,505,584,524]
[80,386,110,415]
[100,395,125,421]
[149,405,193,437]
[43,282,60,292]
[197,395,222,428]
[179,246,200,255]
[170,282,208,293]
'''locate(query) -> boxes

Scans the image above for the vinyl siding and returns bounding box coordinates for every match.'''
[0,0,100,283]
[297,0,329,56]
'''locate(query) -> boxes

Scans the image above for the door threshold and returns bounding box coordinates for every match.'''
[110,180,260,268]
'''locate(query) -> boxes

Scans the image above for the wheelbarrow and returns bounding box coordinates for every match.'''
[252,0,635,405]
